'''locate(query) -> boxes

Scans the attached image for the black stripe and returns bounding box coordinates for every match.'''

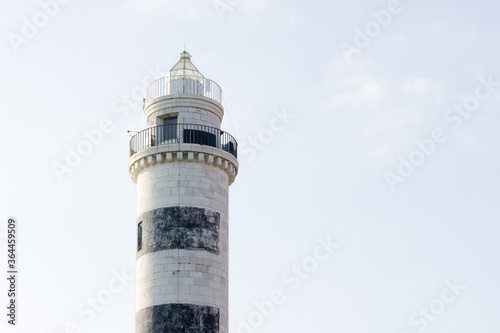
[137,206,220,257]
[136,303,220,333]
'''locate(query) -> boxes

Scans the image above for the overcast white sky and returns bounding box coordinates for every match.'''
[1,0,500,332]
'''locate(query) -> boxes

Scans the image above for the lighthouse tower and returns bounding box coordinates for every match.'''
[128,51,238,333]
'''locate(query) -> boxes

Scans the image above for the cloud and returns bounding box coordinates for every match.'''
[318,56,447,162]
[133,0,170,9]
[240,0,272,14]
[320,57,388,109]
[115,0,211,20]
[429,20,478,45]
[323,79,387,110]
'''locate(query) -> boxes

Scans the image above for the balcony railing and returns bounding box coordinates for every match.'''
[146,76,222,105]
[130,123,237,158]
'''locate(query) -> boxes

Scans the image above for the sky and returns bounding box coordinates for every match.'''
[1,0,500,332]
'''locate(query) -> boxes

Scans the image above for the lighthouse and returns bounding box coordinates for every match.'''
[128,51,238,333]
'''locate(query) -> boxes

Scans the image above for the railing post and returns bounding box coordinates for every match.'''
[145,76,222,106]
[130,123,237,158]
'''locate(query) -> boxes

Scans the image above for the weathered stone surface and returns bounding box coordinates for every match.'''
[136,303,219,333]
[137,206,220,258]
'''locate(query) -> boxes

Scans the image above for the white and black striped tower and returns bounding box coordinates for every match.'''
[128,51,238,333]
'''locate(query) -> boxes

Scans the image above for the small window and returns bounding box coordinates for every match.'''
[138,222,143,252]
[162,116,178,142]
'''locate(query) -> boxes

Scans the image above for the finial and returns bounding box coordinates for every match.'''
[179,50,191,60]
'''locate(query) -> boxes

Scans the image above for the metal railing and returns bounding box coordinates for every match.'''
[146,76,222,105]
[130,123,237,158]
